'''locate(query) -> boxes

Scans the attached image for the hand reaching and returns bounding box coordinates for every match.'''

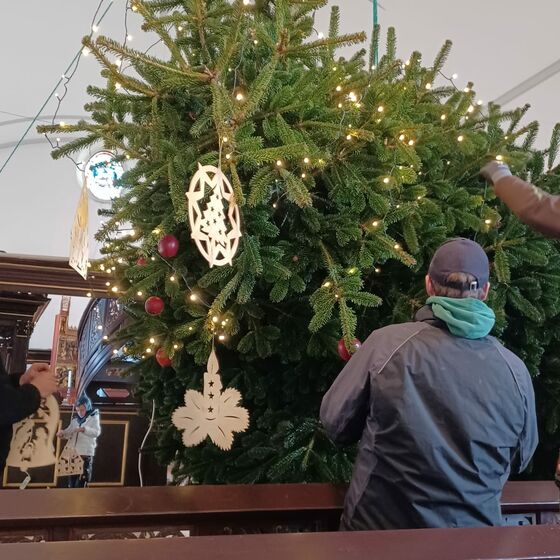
[19,363,51,386]
[480,161,512,185]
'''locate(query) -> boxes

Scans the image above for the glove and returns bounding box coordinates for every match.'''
[480,161,512,185]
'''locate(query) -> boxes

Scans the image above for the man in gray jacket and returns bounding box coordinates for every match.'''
[321,238,537,531]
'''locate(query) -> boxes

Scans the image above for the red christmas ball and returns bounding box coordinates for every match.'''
[136,257,147,266]
[156,348,172,367]
[337,338,362,362]
[145,296,165,315]
[158,234,179,258]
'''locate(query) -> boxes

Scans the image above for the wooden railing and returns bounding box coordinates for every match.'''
[0,481,557,543]
[5,524,560,560]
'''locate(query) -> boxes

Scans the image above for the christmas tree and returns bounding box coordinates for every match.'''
[40,0,560,483]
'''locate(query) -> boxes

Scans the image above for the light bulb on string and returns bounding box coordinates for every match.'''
[457,135,464,142]
[137,291,143,297]
[149,337,155,344]
[383,177,390,184]
[92,24,99,33]
[452,73,458,80]
[189,293,197,301]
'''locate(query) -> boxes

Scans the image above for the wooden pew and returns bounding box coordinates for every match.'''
[0,481,557,543]
[4,524,560,560]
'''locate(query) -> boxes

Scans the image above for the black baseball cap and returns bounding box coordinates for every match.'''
[428,238,490,288]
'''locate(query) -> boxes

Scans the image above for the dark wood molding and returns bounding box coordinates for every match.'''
[28,348,52,363]
[0,254,113,298]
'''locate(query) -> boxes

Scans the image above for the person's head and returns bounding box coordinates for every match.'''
[75,395,92,418]
[426,238,491,301]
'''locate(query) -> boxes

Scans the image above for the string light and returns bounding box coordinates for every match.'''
[441,114,447,121]
[317,32,324,39]
[92,24,99,32]
[222,136,229,143]
[463,87,470,93]
[303,157,310,164]
[243,0,250,4]
[452,73,458,80]
[348,92,357,102]
[457,135,464,142]
[336,85,342,92]
[408,140,415,146]
[59,121,66,128]
[377,105,384,113]
[82,47,91,56]
[97,325,103,331]
[338,103,343,108]
[425,83,432,90]
[346,134,352,141]
[383,177,390,184]
[149,337,155,344]
[113,349,118,355]
[375,268,381,273]
[132,3,139,11]
[301,173,306,178]
[117,258,123,264]
[146,348,152,353]
[467,105,474,113]
[105,281,111,286]
[372,221,379,227]
[394,243,402,250]
[496,155,503,161]
[276,160,283,167]
[225,153,232,160]
[103,335,108,341]
[137,291,143,297]
[170,275,176,282]
[189,293,197,301]
[115,58,122,67]
[485,219,492,225]
[218,334,226,341]
[173,344,179,350]
[235,92,245,101]
[111,286,118,293]
[126,34,133,41]
[348,268,358,275]
[477,100,484,106]
[399,134,405,141]
[323,281,332,288]
[86,292,92,297]
[151,256,156,261]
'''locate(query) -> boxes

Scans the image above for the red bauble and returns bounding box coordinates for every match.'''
[158,234,179,258]
[136,257,147,266]
[156,348,172,367]
[145,296,165,315]
[337,338,362,362]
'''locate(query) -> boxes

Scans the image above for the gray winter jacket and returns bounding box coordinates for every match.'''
[320,306,538,531]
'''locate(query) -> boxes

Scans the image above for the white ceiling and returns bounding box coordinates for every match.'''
[2,0,559,349]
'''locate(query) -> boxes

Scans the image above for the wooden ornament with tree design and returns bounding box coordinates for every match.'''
[186,164,242,268]
[172,348,249,450]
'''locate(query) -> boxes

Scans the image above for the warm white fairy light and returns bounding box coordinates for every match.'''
[225,153,232,160]
[408,140,415,146]
[92,24,99,32]
[467,105,474,113]
[146,348,152,353]
[111,286,118,293]
[103,335,108,341]
[132,3,139,11]
[317,31,324,39]
[105,281,111,287]
[86,292,92,297]
[394,243,402,250]
[212,316,219,323]
[463,86,470,93]
[441,114,446,121]
[485,219,492,225]
[377,105,384,113]
[399,134,405,141]
[303,157,310,164]
[117,258,123,264]
[236,92,245,101]
[126,34,133,41]
[82,47,91,56]
[372,221,379,227]
[348,91,357,102]
[301,173,306,178]
[189,293,197,301]
[336,85,342,92]
[170,275,176,282]
[178,26,183,31]
[174,344,179,350]
[375,268,381,273]
[452,73,458,80]
[149,337,155,344]
[276,160,283,167]
[323,281,332,288]
[137,291,143,297]
[222,136,229,143]
[346,134,352,141]
[218,334,226,341]
[338,103,343,108]
[457,135,464,142]
[383,177,390,184]
[97,325,103,331]
[113,349,118,355]
[425,83,432,90]
[496,155,503,161]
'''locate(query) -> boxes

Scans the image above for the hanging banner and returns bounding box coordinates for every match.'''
[69,180,89,280]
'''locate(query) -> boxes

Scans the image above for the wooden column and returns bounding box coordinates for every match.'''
[0,292,50,374]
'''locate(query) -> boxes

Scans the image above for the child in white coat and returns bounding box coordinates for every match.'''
[57,395,101,487]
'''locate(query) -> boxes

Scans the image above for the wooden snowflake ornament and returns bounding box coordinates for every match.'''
[172,349,249,451]
[186,164,242,267]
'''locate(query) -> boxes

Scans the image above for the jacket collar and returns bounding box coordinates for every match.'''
[414,305,445,329]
